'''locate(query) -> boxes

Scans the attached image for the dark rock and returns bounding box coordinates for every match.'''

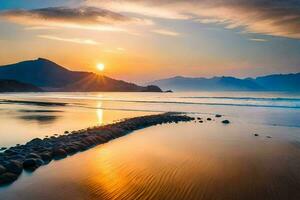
[26,153,41,159]
[207,118,212,121]
[35,159,44,166]
[64,146,78,155]
[254,133,259,136]
[0,172,19,185]
[52,148,67,159]
[40,153,52,162]
[0,164,6,174]
[197,117,201,120]
[199,120,203,123]
[0,147,7,151]
[222,120,230,124]
[215,114,222,118]
[4,149,18,155]
[5,160,23,175]
[27,138,43,146]
[23,159,39,171]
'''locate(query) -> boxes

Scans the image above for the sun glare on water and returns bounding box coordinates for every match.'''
[97,63,105,71]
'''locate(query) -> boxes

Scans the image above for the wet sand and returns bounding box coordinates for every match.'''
[0,113,193,185]
[1,115,300,200]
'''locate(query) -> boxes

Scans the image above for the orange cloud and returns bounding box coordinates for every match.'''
[152,29,180,36]
[38,35,100,45]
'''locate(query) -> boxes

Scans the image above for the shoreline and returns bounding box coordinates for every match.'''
[0,113,194,185]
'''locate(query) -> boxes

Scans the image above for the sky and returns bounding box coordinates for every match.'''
[0,0,300,83]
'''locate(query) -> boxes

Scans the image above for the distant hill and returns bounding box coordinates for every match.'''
[62,74,162,92]
[0,58,162,92]
[148,73,300,91]
[0,80,43,92]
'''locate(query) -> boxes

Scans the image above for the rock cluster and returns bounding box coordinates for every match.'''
[0,113,194,185]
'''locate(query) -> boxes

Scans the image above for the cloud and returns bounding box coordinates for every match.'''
[152,29,180,36]
[87,0,300,39]
[0,6,152,31]
[38,35,100,45]
[248,38,268,42]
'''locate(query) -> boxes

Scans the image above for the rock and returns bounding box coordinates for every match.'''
[207,118,212,121]
[164,90,173,93]
[215,114,222,118]
[199,120,203,123]
[4,149,18,155]
[64,131,69,134]
[0,172,19,185]
[222,120,230,124]
[23,159,39,171]
[26,153,41,159]
[0,147,7,151]
[254,133,259,136]
[40,153,52,162]
[52,148,67,159]
[35,159,44,167]
[197,117,201,120]
[27,138,43,146]
[266,136,272,138]
[0,164,6,174]
[5,160,23,175]
[64,146,78,155]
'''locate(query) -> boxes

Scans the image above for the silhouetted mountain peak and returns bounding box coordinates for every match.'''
[0,58,162,92]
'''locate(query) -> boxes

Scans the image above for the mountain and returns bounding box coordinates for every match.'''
[62,74,162,92]
[0,80,43,92]
[0,58,88,88]
[0,58,162,92]
[149,73,300,91]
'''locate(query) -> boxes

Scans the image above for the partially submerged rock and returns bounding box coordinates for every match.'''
[23,159,40,171]
[222,120,230,124]
[215,114,222,118]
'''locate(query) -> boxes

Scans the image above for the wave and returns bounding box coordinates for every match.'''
[6,94,300,109]
[180,96,300,101]
[78,99,300,109]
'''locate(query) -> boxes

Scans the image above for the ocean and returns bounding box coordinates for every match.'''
[0,91,300,199]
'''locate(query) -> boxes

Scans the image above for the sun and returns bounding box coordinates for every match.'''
[97,63,105,71]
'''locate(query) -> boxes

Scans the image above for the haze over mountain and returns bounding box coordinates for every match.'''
[0,58,162,92]
[149,73,300,92]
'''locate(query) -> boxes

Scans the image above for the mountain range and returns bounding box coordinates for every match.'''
[148,73,300,92]
[0,58,162,92]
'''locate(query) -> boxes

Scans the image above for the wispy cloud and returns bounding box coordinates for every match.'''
[152,29,180,37]
[38,35,100,45]
[0,6,152,31]
[87,0,300,39]
[248,38,268,42]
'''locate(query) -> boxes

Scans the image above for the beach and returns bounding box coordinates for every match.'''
[0,92,300,199]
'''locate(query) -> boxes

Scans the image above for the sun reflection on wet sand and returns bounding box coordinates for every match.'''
[1,120,300,199]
